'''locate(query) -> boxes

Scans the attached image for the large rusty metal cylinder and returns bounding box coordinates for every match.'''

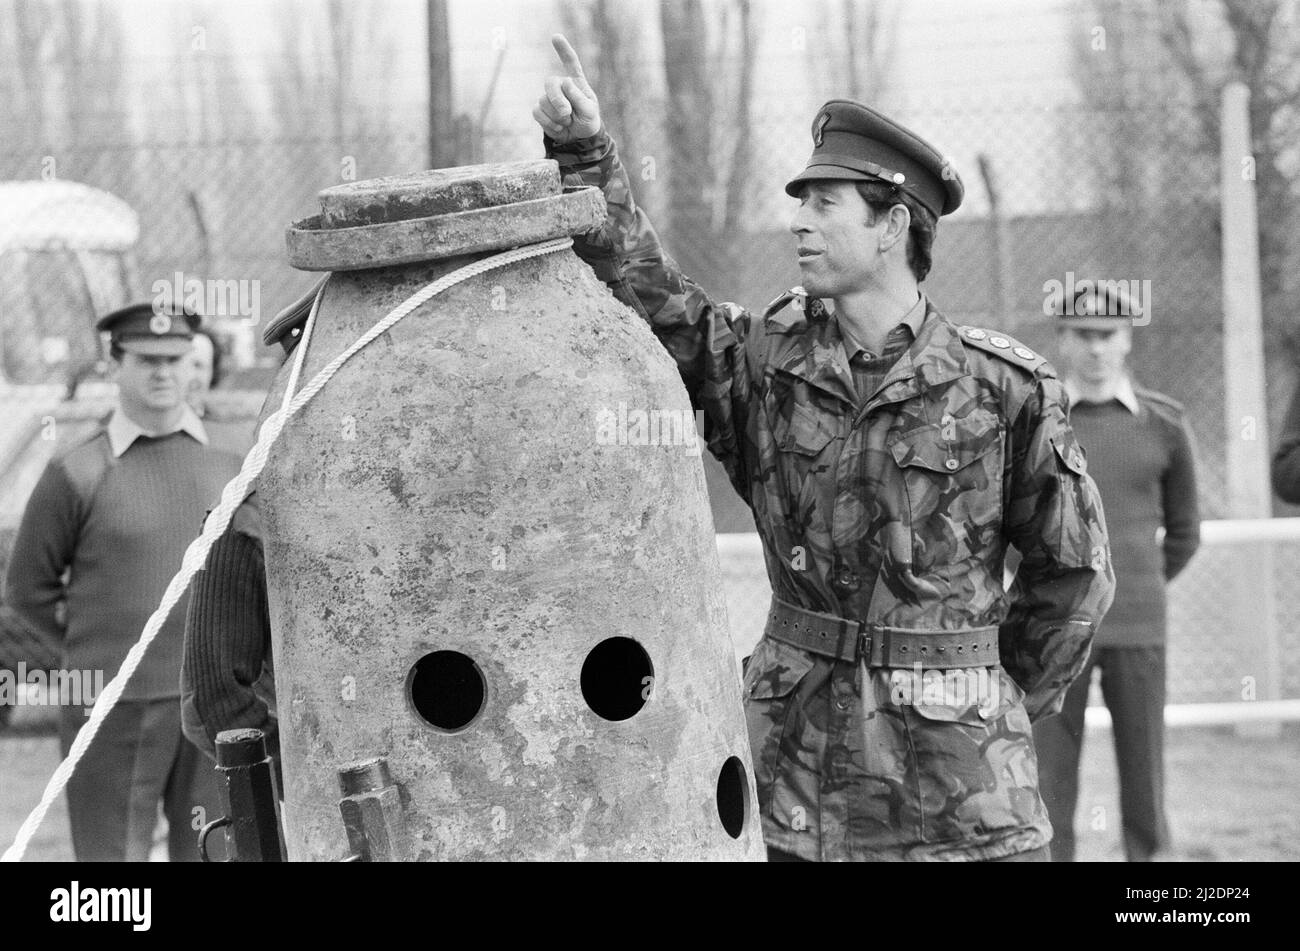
[259,160,763,860]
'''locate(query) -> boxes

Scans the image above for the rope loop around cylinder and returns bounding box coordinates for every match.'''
[1,237,573,863]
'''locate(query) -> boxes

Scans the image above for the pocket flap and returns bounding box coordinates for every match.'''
[743,636,817,700]
[905,667,1025,722]
[1052,431,1088,476]
[889,409,1001,473]
[775,403,836,456]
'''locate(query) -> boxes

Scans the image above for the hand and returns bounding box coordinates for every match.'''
[533,33,601,144]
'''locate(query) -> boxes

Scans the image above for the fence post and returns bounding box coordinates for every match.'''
[1220,81,1281,735]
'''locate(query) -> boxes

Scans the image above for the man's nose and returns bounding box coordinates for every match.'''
[789,206,811,236]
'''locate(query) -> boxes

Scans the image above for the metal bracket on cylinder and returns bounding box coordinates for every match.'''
[198,728,287,862]
[337,757,413,862]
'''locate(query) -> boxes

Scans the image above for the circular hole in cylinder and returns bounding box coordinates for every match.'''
[579,636,653,722]
[407,650,486,732]
[716,755,749,839]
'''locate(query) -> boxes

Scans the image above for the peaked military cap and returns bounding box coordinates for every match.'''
[262,276,328,353]
[785,99,964,218]
[1050,280,1139,330]
[95,302,200,357]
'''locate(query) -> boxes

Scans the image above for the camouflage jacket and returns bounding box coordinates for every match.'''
[548,129,1115,861]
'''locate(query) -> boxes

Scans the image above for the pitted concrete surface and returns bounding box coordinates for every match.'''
[261,167,763,860]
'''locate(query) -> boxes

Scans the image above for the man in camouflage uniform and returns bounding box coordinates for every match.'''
[533,35,1114,861]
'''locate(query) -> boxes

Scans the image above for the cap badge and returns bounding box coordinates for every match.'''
[149,312,173,335]
[813,112,830,147]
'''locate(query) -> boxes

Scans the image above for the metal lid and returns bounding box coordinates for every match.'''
[318,160,559,228]
[286,159,606,272]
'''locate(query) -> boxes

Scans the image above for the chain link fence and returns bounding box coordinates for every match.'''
[0,77,1287,707]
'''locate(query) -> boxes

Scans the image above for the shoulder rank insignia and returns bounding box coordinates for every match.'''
[959,326,1048,374]
[763,286,813,333]
[716,301,750,340]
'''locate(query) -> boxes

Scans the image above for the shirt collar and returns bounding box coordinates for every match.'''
[837,291,928,360]
[106,404,210,458]
[1063,375,1140,415]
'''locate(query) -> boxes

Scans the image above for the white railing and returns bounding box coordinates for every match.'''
[715,520,1300,725]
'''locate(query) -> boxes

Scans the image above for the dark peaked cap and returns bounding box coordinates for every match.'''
[95,302,200,356]
[785,99,964,218]
[262,276,327,353]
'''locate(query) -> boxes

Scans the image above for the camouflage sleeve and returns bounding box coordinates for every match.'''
[1000,377,1115,722]
[544,128,755,502]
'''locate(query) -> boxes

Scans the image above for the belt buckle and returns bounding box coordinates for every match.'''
[856,624,873,664]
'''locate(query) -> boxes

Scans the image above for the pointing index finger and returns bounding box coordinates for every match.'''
[551,33,587,79]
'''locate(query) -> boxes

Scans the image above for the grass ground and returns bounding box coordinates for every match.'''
[3,720,1296,862]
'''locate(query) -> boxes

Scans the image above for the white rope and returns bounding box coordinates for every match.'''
[2,237,572,862]
[282,275,331,413]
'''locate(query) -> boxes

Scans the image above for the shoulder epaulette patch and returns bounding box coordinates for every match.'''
[719,301,747,323]
[959,326,1049,374]
[763,286,806,319]
[763,286,810,333]
[713,301,750,344]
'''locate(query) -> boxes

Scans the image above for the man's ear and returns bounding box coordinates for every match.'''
[880,203,911,253]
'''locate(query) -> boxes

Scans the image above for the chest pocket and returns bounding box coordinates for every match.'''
[888,408,1004,570]
[773,401,836,456]
[769,399,841,503]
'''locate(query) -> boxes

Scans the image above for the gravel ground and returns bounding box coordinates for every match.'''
[2,719,1296,862]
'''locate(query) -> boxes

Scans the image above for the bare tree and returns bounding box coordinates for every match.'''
[805,0,899,103]
[0,1,128,382]
[0,0,127,155]
[1,1,51,153]
[178,1,256,144]
[268,0,330,140]
[428,0,456,168]
[266,0,401,147]
[1155,0,1300,355]
[657,0,760,281]
[838,0,898,102]
[720,0,757,235]
[557,0,661,218]
[660,0,715,244]
[1077,1,1300,344]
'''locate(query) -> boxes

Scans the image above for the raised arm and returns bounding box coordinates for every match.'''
[532,34,757,501]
